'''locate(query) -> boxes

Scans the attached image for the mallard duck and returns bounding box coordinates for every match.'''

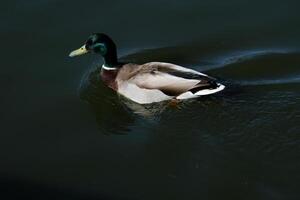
[69,33,225,104]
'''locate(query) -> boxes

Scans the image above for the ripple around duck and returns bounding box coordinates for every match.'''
[238,76,300,86]
[205,50,300,81]
[200,48,294,70]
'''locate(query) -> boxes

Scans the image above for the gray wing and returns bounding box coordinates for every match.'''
[128,62,218,96]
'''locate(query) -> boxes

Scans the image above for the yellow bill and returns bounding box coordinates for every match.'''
[69,45,89,57]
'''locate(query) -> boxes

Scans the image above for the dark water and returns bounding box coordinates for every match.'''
[1,1,300,199]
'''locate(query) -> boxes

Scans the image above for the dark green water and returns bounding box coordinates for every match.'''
[1,1,300,199]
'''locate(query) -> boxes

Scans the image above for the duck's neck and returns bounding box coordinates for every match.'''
[102,47,118,69]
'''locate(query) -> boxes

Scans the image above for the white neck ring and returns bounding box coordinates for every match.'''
[102,64,117,70]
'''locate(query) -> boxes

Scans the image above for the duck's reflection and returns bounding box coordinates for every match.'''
[79,66,132,134]
[78,65,170,134]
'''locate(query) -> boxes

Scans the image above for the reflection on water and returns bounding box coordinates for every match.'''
[79,66,135,134]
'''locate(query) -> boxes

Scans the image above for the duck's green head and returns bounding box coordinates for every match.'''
[69,33,118,66]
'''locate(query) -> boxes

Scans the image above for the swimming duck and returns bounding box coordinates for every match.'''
[69,33,225,104]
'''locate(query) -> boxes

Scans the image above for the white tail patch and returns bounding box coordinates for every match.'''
[176,91,195,99]
[194,84,225,96]
[176,84,225,100]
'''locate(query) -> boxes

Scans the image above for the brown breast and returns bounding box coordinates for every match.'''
[100,68,118,90]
